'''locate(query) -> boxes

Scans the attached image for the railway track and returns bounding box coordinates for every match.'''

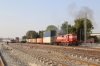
[18,44,100,65]
[9,44,68,66]
[0,57,4,66]
[22,43,100,51]
[8,44,100,66]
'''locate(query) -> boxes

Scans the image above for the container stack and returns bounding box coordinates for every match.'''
[43,30,56,43]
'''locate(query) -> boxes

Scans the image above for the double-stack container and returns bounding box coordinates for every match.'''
[43,30,56,44]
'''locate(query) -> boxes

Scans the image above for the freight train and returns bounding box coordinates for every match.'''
[26,30,79,46]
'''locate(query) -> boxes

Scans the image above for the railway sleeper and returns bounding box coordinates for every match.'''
[34,56,58,66]
[95,59,100,64]
[64,53,99,65]
[36,49,99,65]
[10,44,99,66]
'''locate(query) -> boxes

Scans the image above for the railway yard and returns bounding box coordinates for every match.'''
[0,43,100,66]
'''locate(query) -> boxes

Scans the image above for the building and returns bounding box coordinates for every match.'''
[90,33,100,38]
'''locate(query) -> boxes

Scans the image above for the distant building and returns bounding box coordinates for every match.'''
[90,33,100,38]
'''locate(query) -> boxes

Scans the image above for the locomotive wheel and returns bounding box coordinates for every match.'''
[60,43,63,46]
[64,43,66,46]
[68,43,71,46]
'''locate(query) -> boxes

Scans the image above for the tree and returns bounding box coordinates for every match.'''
[22,35,26,39]
[98,37,100,43]
[61,22,76,34]
[26,30,38,39]
[46,25,58,31]
[38,30,44,38]
[74,18,94,40]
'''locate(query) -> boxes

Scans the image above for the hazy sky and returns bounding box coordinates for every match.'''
[0,0,100,38]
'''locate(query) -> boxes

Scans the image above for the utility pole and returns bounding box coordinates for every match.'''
[84,13,87,44]
[67,22,68,34]
[58,25,59,35]
[80,29,81,42]
[31,35,32,39]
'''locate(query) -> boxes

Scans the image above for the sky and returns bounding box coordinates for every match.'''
[0,0,100,38]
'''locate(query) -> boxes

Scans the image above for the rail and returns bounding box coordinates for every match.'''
[0,56,4,66]
[11,44,100,66]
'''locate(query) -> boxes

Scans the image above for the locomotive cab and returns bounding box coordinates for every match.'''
[61,34,78,46]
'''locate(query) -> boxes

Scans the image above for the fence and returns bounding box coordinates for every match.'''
[79,43,100,47]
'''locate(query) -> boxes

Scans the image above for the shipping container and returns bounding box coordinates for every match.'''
[37,38,43,44]
[40,38,43,43]
[43,30,56,37]
[32,39,37,43]
[29,39,33,43]
[43,37,54,43]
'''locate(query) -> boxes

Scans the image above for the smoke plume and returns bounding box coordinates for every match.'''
[67,2,96,27]
[75,6,94,21]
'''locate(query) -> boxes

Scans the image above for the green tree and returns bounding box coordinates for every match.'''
[74,18,94,40]
[26,30,38,39]
[22,35,26,39]
[46,25,58,31]
[98,37,100,43]
[61,22,68,34]
[61,22,76,34]
[38,30,44,38]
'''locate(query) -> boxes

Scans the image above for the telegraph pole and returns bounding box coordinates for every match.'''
[80,29,81,42]
[84,13,87,44]
[67,22,68,34]
[58,25,59,30]
[58,25,59,35]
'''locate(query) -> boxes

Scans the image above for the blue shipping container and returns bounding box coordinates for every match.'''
[43,30,56,37]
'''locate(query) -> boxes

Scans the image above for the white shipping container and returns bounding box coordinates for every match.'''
[43,37,51,43]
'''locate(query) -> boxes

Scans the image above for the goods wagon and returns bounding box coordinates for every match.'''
[32,39,37,44]
[37,38,43,44]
